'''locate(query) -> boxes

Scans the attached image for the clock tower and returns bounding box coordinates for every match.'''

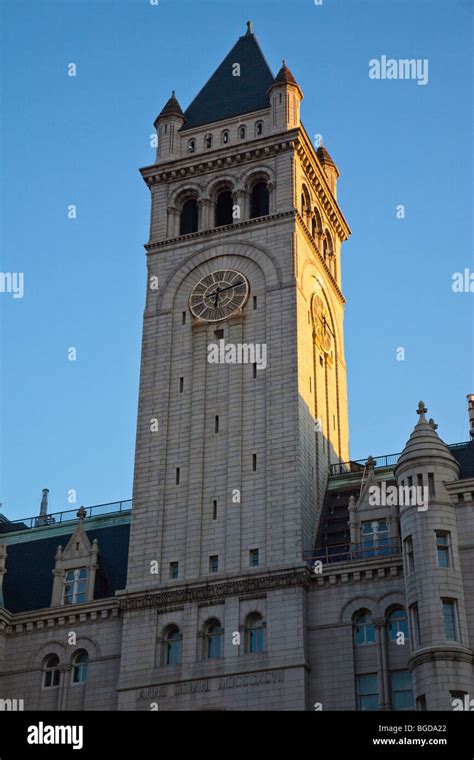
[118,23,351,710]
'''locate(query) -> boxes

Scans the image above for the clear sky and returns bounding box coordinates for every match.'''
[1,0,472,521]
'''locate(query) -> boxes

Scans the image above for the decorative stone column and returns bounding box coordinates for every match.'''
[167,205,179,238]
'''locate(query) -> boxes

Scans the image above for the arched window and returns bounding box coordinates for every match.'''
[255,121,263,137]
[313,207,323,236]
[205,134,213,149]
[43,654,60,688]
[354,610,375,645]
[301,185,311,223]
[215,190,233,227]
[239,125,246,140]
[222,130,229,145]
[250,181,269,219]
[388,608,409,641]
[188,139,196,154]
[311,218,316,238]
[245,613,265,653]
[180,198,198,235]
[205,619,223,659]
[164,625,182,665]
[72,650,88,684]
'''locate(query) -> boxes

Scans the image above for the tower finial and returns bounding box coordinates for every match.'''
[246,20,252,35]
[416,401,428,421]
[282,58,286,67]
[171,90,175,97]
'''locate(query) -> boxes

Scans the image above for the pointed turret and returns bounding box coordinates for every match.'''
[268,60,303,133]
[154,91,186,164]
[317,144,340,197]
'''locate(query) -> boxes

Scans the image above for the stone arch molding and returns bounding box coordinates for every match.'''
[158,241,282,315]
[29,640,68,669]
[169,182,203,208]
[340,591,406,624]
[239,164,275,188]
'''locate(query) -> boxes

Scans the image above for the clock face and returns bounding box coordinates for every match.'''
[312,294,332,354]
[189,269,250,322]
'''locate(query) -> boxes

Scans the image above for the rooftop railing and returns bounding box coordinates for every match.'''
[303,537,402,566]
[329,441,470,477]
[8,499,132,531]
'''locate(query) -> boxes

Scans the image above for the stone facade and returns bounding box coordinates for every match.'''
[0,26,472,712]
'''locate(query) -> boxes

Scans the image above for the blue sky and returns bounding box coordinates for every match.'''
[1,0,472,521]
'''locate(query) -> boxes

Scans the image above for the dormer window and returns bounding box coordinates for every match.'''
[205,134,213,149]
[188,139,196,154]
[63,567,87,605]
[222,130,229,145]
[255,121,263,136]
[239,125,246,140]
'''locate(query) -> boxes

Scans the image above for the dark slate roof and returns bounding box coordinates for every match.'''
[181,31,274,131]
[451,440,474,478]
[3,523,130,613]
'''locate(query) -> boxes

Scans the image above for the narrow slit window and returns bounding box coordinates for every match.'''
[176,467,180,485]
[252,454,257,472]
[253,296,257,310]
[417,473,423,489]
[428,473,435,497]
[179,377,184,393]
[182,311,186,325]
[212,500,217,520]
[253,363,257,379]
[215,415,219,433]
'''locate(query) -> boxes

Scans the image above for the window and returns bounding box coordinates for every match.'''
[391,671,414,710]
[209,555,218,573]
[436,531,451,568]
[72,651,88,684]
[245,613,265,653]
[179,377,184,393]
[354,611,375,645]
[63,568,87,605]
[215,415,219,433]
[205,134,213,149]
[214,329,224,339]
[222,130,229,145]
[165,626,182,665]
[43,654,60,688]
[188,139,196,154]
[253,296,257,310]
[361,520,389,557]
[410,603,421,646]
[249,548,259,567]
[255,121,263,136]
[404,536,415,574]
[416,695,427,711]
[215,190,233,227]
[179,198,198,235]
[170,561,179,579]
[252,453,257,472]
[356,674,378,711]
[388,608,409,641]
[451,691,467,709]
[250,181,269,218]
[205,620,223,659]
[239,125,246,139]
[182,311,186,325]
[212,500,217,520]
[176,467,180,485]
[442,599,458,641]
[428,472,435,497]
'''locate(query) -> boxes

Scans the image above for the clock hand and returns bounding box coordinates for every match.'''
[214,280,244,295]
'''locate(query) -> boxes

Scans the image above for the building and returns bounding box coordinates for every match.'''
[0,23,473,712]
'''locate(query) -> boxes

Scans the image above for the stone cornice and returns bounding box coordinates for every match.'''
[1,597,120,636]
[139,135,294,187]
[144,210,294,254]
[310,555,403,588]
[119,570,311,612]
[408,645,473,669]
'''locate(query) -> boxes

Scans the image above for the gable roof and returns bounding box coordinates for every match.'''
[181,31,274,131]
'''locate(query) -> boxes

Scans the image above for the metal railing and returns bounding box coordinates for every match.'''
[304,537,401,566]
[329,441,470,477]
[9,499,132,530]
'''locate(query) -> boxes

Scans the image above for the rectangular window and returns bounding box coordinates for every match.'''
[252,454,257,472]
[253,296,257,310]
[182,311,186,325]
[416,695,427,711]
[209,555,218,573]
[410,603,421,646]
[417,473,423,489]
[450,691,467,709]
[179,377,184,393]
[428,472,435,497]
[63,568,88,605]
[214,329,224,340]
[436,531,451,568]
[407,476,413,487]
[253,363,257,379]
[391,671,414,710]
[442,599,459,641]
[215,415,219,433]
[404,535,415,574]
[356,674,379,711]
[249,548,259,567]
[170,562,179,579]
[176,467,180,485]
[361,520,389,557]
[212,500,217,520]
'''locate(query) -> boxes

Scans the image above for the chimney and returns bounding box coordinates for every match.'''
[467,394,474,438]
[40,488,49,516]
